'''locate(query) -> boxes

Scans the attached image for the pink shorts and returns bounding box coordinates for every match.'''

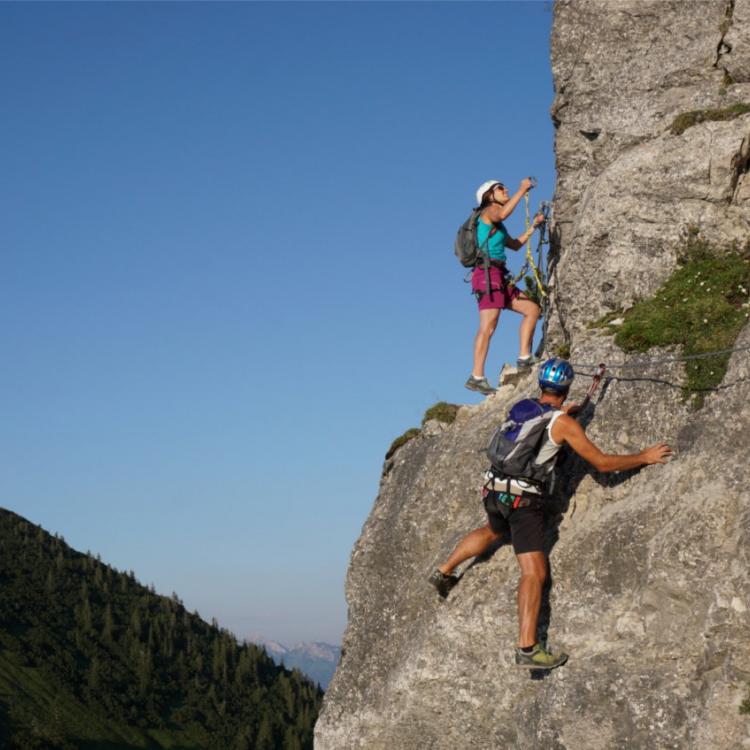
[471,264,521,311]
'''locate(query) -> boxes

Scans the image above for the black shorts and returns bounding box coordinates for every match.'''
[483,491,545,555]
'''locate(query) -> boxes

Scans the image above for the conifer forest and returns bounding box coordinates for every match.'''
[0,509,322,749]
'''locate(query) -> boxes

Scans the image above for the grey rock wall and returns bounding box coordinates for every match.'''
[316,2,750,748]
[548,0,750,347]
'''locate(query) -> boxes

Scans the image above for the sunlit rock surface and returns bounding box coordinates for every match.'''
[316,3,750,748]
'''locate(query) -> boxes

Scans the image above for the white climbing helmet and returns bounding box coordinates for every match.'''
[475,180,502,206]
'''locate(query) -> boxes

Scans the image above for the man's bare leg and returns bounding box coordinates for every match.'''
[439,524,504,576]
[515,551,547,647]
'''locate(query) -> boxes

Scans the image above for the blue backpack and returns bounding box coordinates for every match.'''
[486,399,558,488]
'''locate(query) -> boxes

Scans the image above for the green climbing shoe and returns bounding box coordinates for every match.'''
[516,354,540,370]
[514,643,568,670]
[465,375,496,395]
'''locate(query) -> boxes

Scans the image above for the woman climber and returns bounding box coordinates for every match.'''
[465,178,544,396]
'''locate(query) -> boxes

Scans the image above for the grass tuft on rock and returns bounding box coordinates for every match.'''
[556,343,571,359]
[422,401,460,426]
[385,428,420,460]
[741,684,750,715]
[593,236,750,407]
[670,102,750,135]
[385,403,461,460]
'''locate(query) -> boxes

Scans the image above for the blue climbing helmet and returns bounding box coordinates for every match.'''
[538,357,574,393]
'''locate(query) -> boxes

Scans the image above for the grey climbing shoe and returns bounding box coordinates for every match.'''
[514,644,568,670]
[516,354,540,370]
[464,375,496,395]
[428,569,459,599]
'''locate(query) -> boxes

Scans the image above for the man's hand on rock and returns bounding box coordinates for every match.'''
[640,443,673,465]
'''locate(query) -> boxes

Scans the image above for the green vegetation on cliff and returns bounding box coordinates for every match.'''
[422,402,460,426]
[670,102,750,135]
[386,402,461,460]
[592,235,750,407]
[0,508,322,750]
[386,428,421,459]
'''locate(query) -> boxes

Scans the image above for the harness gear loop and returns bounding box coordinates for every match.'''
[473,224,499,301]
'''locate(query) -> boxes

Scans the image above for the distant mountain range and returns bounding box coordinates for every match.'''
[249,635,341,689]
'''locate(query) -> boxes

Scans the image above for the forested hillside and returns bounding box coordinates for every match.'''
[0,508,322,749]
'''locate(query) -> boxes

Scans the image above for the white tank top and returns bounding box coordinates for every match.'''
[534,410,564,468]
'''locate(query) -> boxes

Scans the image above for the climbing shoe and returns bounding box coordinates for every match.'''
[514,643,568,670]
[516,354,540,370]
[428,569,459,599]
[464,375,496,395]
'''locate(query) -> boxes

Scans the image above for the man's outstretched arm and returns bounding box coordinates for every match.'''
[552,414,672,473]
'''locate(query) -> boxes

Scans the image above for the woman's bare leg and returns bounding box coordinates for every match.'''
[509,295,541,358]
[472,308,501,378]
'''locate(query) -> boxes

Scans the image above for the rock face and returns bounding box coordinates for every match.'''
[316,2,750,748]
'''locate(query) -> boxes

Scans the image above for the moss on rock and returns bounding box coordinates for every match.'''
[593,235,750,407]
[670,102,750,136]
[385,428,420,460]
[422,402,460,426]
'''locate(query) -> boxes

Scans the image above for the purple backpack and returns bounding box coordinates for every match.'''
[486,398,558,488]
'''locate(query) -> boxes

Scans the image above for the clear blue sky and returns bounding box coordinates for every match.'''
[1,1,555,645]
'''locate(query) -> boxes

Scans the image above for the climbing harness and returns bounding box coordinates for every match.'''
[482,483,535,520]
[458,217,506,302]
[472,248,510,305]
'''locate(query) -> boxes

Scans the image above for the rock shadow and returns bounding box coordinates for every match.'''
[464,536,511,573]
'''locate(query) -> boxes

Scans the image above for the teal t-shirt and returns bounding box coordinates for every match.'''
[476,218,508,262]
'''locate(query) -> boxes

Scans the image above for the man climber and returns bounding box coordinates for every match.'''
[429,358,673,669]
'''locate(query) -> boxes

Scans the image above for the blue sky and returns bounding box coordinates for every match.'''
[1,1,555,645]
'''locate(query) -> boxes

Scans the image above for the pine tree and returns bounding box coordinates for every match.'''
[87,656,100,692]
[102,604,114,645]
[255,715,275,750]
[233,726,253,750]
[279,674,295,716]
[283,726,302,750]
[138,649,152,697]
[129,608,142,641]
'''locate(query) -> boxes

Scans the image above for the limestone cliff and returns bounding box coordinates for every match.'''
[316,2,750,748]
